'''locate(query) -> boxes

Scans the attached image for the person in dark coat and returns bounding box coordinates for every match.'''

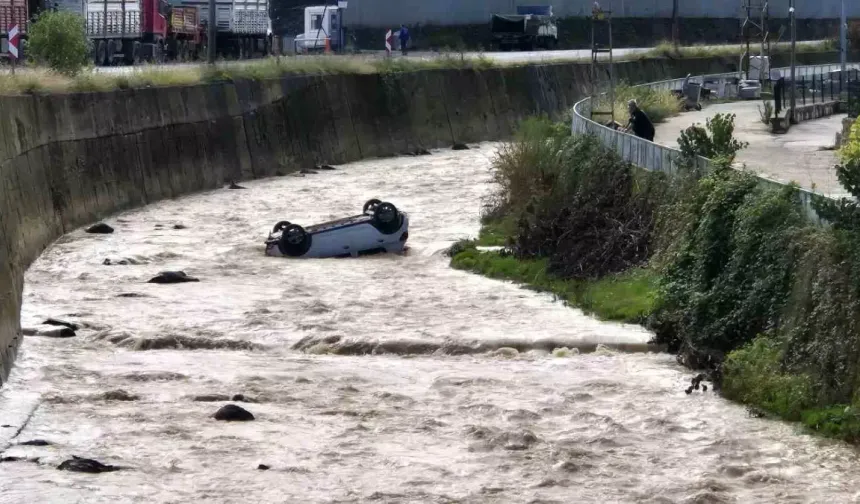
[625,99,655,142]
[398,24,410,55]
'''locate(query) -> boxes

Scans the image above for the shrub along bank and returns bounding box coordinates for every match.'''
[450,112,860,444]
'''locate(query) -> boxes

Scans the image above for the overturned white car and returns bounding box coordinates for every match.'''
[264,199,409,258]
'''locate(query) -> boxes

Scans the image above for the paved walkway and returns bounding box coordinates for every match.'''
[654,101,849,197]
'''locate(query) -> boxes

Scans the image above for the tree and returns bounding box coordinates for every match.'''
[27,11,90,75]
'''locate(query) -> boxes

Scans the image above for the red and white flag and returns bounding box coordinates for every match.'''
[385,29,393,55]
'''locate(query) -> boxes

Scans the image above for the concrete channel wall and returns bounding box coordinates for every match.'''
[0,53,839,387]
[571,62,858,225]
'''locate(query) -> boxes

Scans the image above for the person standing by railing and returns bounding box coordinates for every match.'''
[624,99,655,142]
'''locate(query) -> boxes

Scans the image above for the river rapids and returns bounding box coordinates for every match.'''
[2,144,860,503]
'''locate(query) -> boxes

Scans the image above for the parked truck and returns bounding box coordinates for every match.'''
[56,0,267,65]
[294,4,343,53]
[178,0,269,59]
[52,0,205,65]
[490,5,557,51]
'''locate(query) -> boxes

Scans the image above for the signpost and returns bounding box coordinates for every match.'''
[7,24,19,73]
[385,29,393,56]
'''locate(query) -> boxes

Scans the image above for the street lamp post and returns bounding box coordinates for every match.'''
[207,0,216,64]
[789,1,796,122]
[842,0,848,76]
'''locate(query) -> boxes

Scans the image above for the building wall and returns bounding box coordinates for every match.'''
[341,0,858,28]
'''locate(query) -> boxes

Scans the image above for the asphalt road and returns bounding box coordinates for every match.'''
[64,39,825,75]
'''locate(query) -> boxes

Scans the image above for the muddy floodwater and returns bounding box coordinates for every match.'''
[3,144,860,503]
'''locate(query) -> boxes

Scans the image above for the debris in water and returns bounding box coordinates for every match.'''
[57,456,121,473]
[85,223,114,234]
[594,344,614,356]
[489,347,519,358]
[213,404,255,422]
[552,347,579,358]
[147,271,200,284]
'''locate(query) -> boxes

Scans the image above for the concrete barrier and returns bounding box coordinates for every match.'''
[572,62,857,226]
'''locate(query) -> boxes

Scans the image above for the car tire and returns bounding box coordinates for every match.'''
[363,198,382,214]
[372,202,401,235]
[278,224,312,257]
[273,220,291,233]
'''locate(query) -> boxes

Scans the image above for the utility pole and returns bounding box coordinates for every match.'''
[841,0,848,76]
[789,1,796,122]
[672,0,679,48]
[207,0,216,64]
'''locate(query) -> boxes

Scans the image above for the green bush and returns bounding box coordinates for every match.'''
[722,335,815,419]
[489,116,668,280]
[612,83,683,124]
[648,166,806,366]
[27,11,90,76]
[677,113,749,163]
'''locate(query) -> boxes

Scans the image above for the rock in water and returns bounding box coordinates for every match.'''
[86,223,114,234]
[451,143,470,151]
[228,181,246,190]
[19,439,51,446]
[28,326,76,338]
[318,164,336,170]
[300,168,319,175]
[173,224,187,230]
[57,456,120,473]
[213,404,255,421]
[43,318,80,331]
[257,464,270,470]
[147,271,200,284]
[414,148,431,156]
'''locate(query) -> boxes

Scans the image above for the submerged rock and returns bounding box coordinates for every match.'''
[451,143,470,151]
[24,326,75,338]
[147,271,200,284]
[101,389,139,401]
[43,318,80,331]
[57,456,121,473]
[86,223,114,234]
[213,404,255,421]
[193,394,230,402]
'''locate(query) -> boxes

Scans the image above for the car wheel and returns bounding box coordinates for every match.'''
[372,202,401,234]
[278,224,312,257]
[363,198,382,214]
[272,220,291,233]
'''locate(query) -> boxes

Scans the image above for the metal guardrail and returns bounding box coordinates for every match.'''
[571,63,860,225]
